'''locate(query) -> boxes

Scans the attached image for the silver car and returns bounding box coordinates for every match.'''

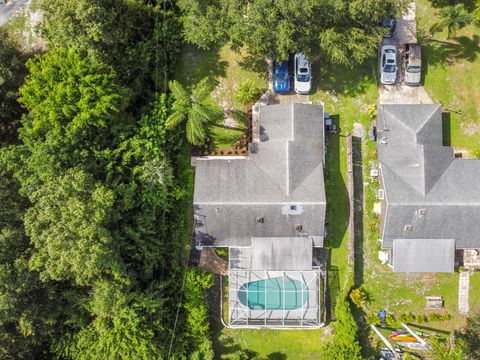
[404,43,421,86]
[380,45,397,85]
[294,53,312,94]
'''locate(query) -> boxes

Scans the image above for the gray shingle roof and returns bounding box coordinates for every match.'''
[193,103,326,248]
[378,104,480,250]
[393,238,455,273]
[230,237,313,271]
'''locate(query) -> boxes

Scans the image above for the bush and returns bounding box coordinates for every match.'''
[321,294,363,360]
[234,80,261,105]
[367,104,377,119]
[429,313,442,322]
[349,287,369,308]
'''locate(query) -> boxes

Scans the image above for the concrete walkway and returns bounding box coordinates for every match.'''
[379,2,433,104]
[0,0,30,27]
[458,270,470,314]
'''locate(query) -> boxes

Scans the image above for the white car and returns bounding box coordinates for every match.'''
[294,53,312,94]
[380,45,397,85]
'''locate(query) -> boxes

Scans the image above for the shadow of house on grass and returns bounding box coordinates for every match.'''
[352,136,365,288]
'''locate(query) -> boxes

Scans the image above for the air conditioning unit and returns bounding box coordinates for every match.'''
[404,224,413,232]
[418,208,427,217]
[295,224,303,231]
[256,217,265,223]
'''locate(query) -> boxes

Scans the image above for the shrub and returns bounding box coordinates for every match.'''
[417,314,427,324]
[385,313,396,327]
[366,313,379,325]
[429,313,442,322]
[367,104,377,119]
[321,294,363,360]
[234,80,261,105]
[349,287,369,308]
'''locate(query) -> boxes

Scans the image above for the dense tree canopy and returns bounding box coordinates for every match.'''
[40,0,181,94]
[177,0,405,64]
[0,29,26,144]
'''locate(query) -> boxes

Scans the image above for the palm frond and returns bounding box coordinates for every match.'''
[186,110,207,145]
[190,103,217,124]
[168,80,190,104]
[165,111,185,130]
[192,77,214,103]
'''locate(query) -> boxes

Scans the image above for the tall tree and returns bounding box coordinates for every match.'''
[177,0,404,65]
[40,0,181,95]
[0,164,65,359]
[24,168,122,286]
[430,4,472,38]
[165,78,218,145]
[11,48,130,192]
[0,29,26,144]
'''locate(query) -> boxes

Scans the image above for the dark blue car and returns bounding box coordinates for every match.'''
[273,60,290,93]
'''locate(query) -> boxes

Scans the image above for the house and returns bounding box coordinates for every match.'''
[377,103,480,273]
[192,103,326,327]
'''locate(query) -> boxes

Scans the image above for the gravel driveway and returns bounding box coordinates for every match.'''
[379,2,433,104]
[0,0,30,27]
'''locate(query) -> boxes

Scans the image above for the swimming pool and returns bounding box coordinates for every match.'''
[238,276,308,310]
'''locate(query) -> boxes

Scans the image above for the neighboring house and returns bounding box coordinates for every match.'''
[192,103,326,327]
[377,104,480,273]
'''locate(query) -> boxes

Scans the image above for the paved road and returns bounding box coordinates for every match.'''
[0,0,29,27]
[379,2,433,104]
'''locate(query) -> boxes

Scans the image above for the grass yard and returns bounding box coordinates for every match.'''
[177,44,268,151]
[310,61,379,301]
[417,0,480,154]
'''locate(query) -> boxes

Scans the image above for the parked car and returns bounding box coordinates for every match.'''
[273,60,290,93]
[380,45,397,85]
[294,53,311,94]
[382,15,396,38]
[403,43,421,86]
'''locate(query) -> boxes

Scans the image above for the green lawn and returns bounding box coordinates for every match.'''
[178,44,267,151]
[310,61,379,298]
[417,0,480,154]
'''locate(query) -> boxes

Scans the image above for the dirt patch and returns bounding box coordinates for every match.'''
[199,247,228,275]
[461,121,480,136]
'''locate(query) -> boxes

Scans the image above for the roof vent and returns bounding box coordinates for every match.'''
[256,217,265,223]
[418,208,427,217]
[295,224,303,231]
[404,224,413,232]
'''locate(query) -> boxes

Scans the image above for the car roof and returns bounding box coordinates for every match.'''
[406,44,421,66]
[295,53,309,67]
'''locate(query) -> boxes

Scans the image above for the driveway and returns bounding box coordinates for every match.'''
[379,2,433,104]
[0,0,30,27]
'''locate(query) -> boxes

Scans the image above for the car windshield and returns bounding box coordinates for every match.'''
[406,66,421,73]
[297,74,310,82]
[383,64,396,73]
[275,71,289,81]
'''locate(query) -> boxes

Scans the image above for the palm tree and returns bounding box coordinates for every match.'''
[165,78,216,145]
[430,4,472,39]
[234,80,261,106]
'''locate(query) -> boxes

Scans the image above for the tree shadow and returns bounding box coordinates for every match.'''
[428,0,476,11]
[266,352,287,360]
[327,263,340,322]
[423,35,480,68]
[178,43,228,85]
[311,60,377,99]
[324,115,349,250]
[238,53,268,74]
[352,136,364,287]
